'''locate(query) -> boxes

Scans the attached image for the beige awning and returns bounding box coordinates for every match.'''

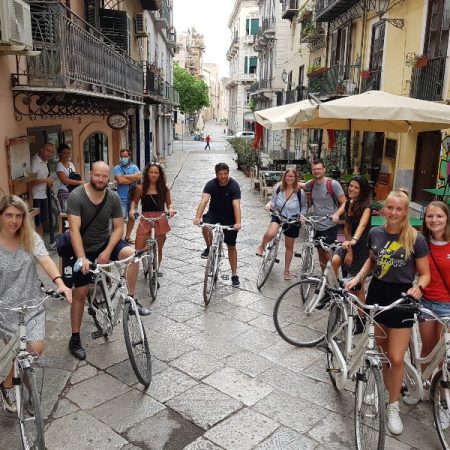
[256,90,450,133]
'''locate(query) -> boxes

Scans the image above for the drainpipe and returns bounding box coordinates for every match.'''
[358,2,368,94]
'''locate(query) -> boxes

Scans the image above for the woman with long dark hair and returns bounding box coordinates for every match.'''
[129,163,175,269]
[332,176,371,332]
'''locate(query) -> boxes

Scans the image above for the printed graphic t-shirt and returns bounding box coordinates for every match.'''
[368,226,428,284]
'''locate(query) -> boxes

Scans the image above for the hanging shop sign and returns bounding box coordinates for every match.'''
[107,113,128,130]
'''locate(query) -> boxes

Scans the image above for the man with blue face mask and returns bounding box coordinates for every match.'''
[113,149,141,243]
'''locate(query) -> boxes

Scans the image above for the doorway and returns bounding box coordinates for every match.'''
[83,133,109,178]
[412,131,441,202]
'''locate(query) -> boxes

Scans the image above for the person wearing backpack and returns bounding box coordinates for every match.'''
[301,159,346,271]
[256,169,306,280]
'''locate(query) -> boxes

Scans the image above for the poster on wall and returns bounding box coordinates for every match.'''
[9,142,31,180]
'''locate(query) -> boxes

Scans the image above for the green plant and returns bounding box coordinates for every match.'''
[248,99,257,112]
[307,63,321,74]
[228,138,258,172]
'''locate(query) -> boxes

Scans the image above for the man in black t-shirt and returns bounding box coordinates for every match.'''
[193,163,242,286]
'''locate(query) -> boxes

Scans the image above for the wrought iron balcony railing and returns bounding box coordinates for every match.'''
[249,79,272,93]
[315,0,360,22]
[11,1,143,101]
[282,0,299,20]
[308,64,359,96]
[285,86,308,104]
[144,63,178,105]
[141,0,161,10]
[360,67,382,92]
[261,17,276,35]
[410,56,447,102]
[154,0,171,29]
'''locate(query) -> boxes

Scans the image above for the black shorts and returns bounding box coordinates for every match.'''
[314,226,338,247]
[33,198,48,227]
[271,215,301,239]
[72,239,130,288]
[366,277,413,328]
[203,212,238,247]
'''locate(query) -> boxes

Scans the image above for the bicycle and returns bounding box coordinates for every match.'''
[401,301,450,448]
[256,210,301,290]
[0,289,64,450]
[73,251,152,386]
[273,237,341,347]
[199,222,235,306]
[134,211,173,302]
[326,289,412,450]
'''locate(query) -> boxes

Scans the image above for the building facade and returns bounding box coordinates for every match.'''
[0,0,178,200]
[226,0,260,135]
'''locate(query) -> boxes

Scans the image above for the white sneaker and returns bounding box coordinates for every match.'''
[402,393,419,405]
[386,401,403,435]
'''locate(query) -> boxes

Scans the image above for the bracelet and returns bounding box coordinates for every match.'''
[351,236,358,242]
[52,276,62,283]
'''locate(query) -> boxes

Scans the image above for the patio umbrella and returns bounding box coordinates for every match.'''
[256,91,450,133]
[254,98,318,131]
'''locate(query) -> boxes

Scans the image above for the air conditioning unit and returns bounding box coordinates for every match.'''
[135,13,147,36]
[0,0,33,50]
[245,34,255,44]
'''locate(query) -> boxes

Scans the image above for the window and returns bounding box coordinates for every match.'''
[246,18,259,35]
[246,56,257,74]
[369,21,385,69]
[424,0,450,57]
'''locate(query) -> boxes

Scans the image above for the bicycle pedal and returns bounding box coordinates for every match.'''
[91,330,104,340]
[294,252,302,258]
[275,259,280,263]
[326,368,342,373]
[221,274,229,280]
[87,307,94,316]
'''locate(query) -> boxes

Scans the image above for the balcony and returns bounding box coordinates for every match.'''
[249,79,273,94]
[141,0,161,10]
[410,56,447,102]
[300,24,326,52]
[281,0,299,20]
[226,35,239,60]
[11,0,143,119]
[167,28,176,49]
[225,73,256,88]
[255,28,268,47]
[360,67,382,92]
[153,1,171,30]
[144,63,178,105]
[315,0,360,22]
[285,86,308,104]
[307,64,359,97]
[261,17,276,37]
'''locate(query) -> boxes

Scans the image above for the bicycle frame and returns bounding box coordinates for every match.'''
[404,310,450,403]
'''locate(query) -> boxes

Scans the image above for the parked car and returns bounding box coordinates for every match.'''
[235,131,255,139]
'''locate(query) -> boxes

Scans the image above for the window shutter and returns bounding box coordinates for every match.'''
[85,0,100,28]
[246,18,250,35]
[330,29,338,66]
[244,56,248,74]
[251,19,259,35]
[100,9,128,52]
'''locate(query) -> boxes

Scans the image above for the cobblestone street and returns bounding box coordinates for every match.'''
[0,123,441,449]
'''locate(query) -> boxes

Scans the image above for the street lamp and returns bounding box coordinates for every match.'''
[281,69,287,83]
[370,0,405,29]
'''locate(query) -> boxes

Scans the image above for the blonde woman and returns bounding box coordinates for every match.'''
[0,195,72,412]
[346,190,430,435]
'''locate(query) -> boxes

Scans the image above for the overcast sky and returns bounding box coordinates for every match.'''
[173,0,234,77]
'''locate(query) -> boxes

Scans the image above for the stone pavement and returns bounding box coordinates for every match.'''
[0,121,440,449]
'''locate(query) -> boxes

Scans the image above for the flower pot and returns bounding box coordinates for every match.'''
[415,58,428,68]
[306,67,328,78]
[361,70,370,80]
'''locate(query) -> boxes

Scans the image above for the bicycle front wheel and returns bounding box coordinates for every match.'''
[203,244,219,306]
[354,364,386,450]
[257,238,280,290]
[123,301,152,386]
[18,366,45,450]
[273,279,327,347]
[88,285,112,337]
[431,368,450,449]
[147,245,158,302]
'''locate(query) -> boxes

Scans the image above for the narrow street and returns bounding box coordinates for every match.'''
[0,121,439,450]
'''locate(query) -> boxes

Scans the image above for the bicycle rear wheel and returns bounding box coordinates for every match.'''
[123,301,152,386]
[203,244,219,306]
[431,369,450,449]
[257,237,280,290]
[354,364,385,450]
[18,366,45,450]
[147,245,158,302]
[273,279,327,347]
[326,301,346,388]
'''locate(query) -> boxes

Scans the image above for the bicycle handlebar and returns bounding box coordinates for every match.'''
[73,249,146,273]
[134,211,174,222]
[268,209,301,225]
[0,290,65,312]
[198,222,236,231]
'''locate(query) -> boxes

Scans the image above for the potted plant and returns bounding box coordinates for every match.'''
[414,54,429,68]
[307,63,328,78]
[361,69,370,80]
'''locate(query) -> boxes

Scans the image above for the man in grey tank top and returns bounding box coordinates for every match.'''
[66,161,149,360]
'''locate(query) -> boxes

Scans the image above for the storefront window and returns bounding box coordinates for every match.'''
[83,133,108,177]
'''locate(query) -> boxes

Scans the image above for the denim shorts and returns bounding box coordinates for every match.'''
[420,298,450,320]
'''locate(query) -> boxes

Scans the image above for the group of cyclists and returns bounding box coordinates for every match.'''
[0,145,449,442]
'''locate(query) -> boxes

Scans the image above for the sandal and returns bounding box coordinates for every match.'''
[283,271,292,281]
[125,237,135,245]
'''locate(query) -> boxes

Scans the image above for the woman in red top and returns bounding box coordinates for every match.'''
[420,201,450,360]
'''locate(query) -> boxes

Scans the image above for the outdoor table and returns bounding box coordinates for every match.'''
[422,187,450,201]
[371,215,423,229]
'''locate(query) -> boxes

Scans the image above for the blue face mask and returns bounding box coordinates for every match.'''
[120,157,129,165]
